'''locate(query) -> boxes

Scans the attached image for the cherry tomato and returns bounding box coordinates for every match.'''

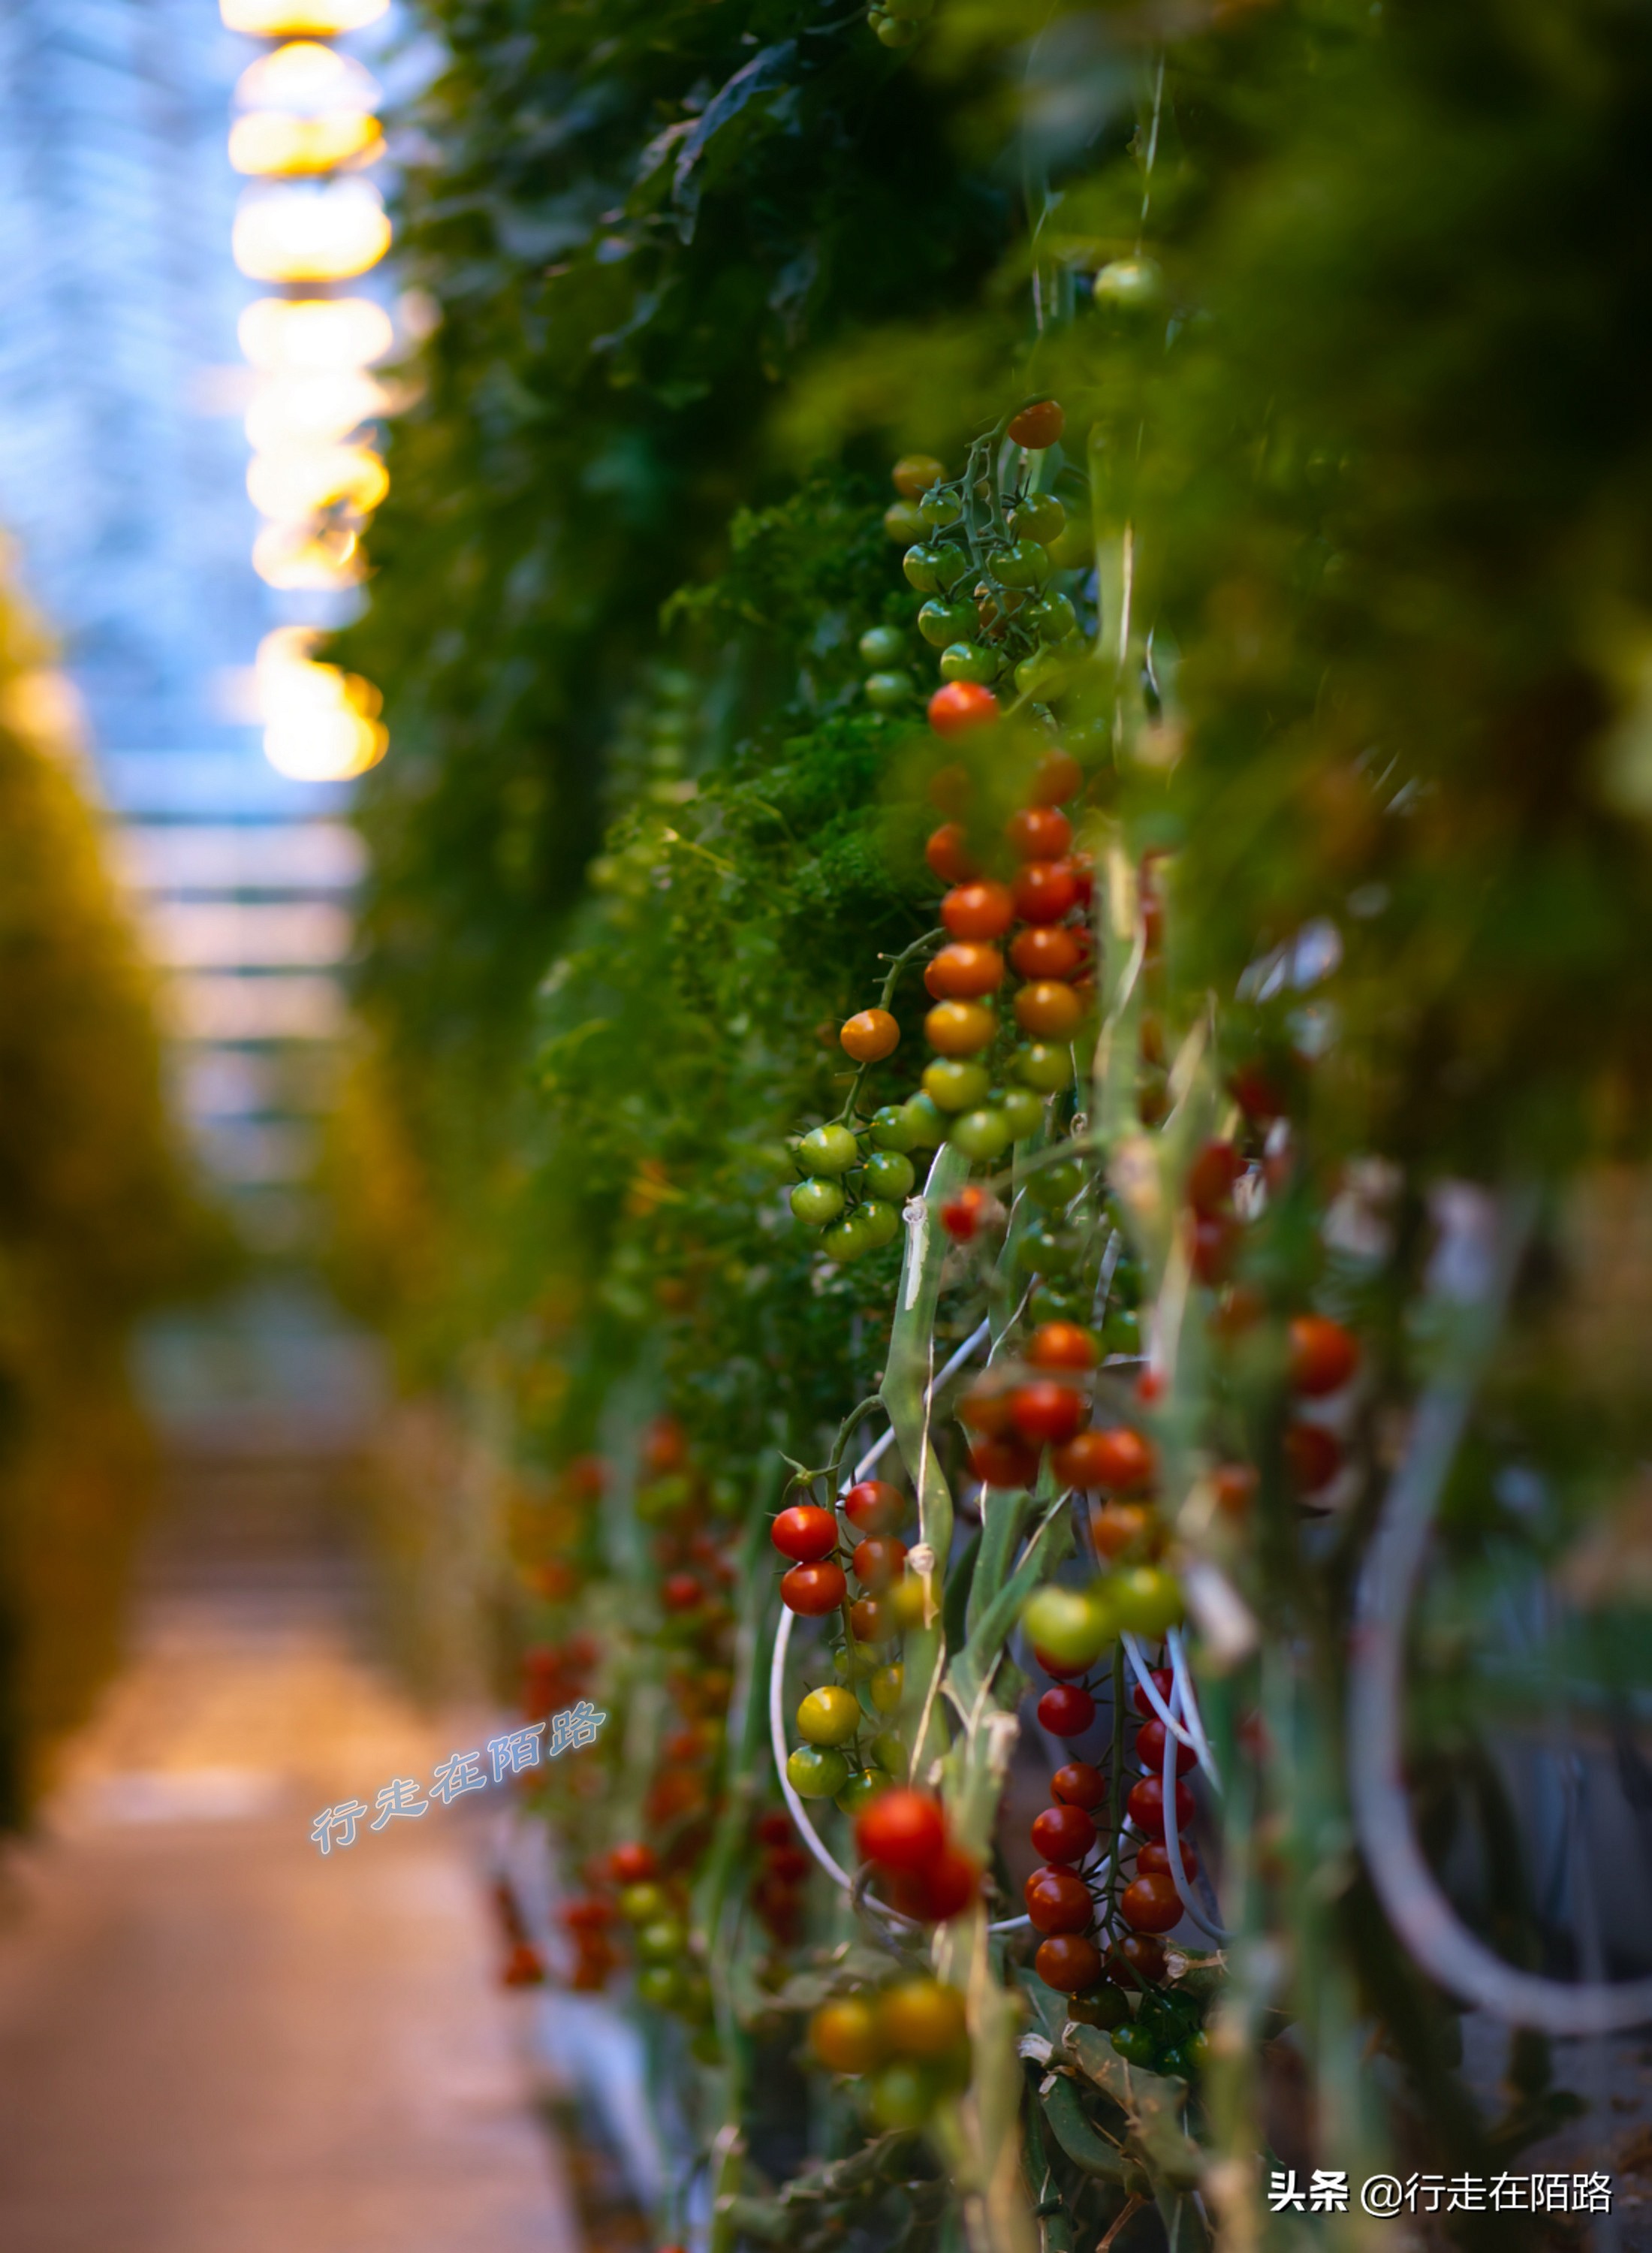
[856,1788,945,1871]
[852,1535,907,1590]
[1187,1139,1241,1217]
[941,1184,996,1241]
[969,1433,1041,1488]
[662,1571,703,1612]
[771,1504,840,1562]
[1136,1838,1198,1881]
[1011,493,1066,545]
[1136,1718,1197,1775]
[957,1385,1015,1437]
[924,999,996,1056]
[1051,1760,1106,1809]
[1011,859,1080,924]
[885,1844,978,1921]
[1032,1646,1088,1680]
[1053,1425,1156,1494]
[939,641,999,686]
[1027,1320,1098,1371]
[1010,1380,1087,1446]
[1024,1865,1095,1935]
[1289,1313,1359,1396]
[755,1811,794,1847]
[995,538,1051,590]
[1010,924,1084,981]
[839,1484,900,1539]
[925,941,1005,999]
[1014,980,1086,1040]
[1230,1063,1286,1121]
[925,823,978,884]
[610,1841,659,1884]
[1035,1932,1102,1992]
[870,1105,918,1153]
[644,1416,688,1475]
[811,1996,885,2073]
[788,1745,850,1799]
[1037,1682,1096,1736]
[864,1151,915,1200]
[1027,599,1079,647]
[1031,1802,1097,1864]
[1110,1565,1183,1637]
[1006,805,1072,861]
[1125,1775,1195,1838]
[928,681,999,737]
[1008,400,1065,449]
[859,624,906,668]
[918,598,977,648]
[840,1008,900,1063]
[879,1978,966,2059]
[782,1560,848,1615]
[1106,1934,1166,1986]
[1285,1420,1342,1493]
[893,454,947,499]
[791,1177,846,1226]
[903,543,957,594]
[849,1595,890,1642]
[1120,1873,1183,1934]
[941,880,1015,941]
[797,1685,862,1745]
[1023,1587,1109,1669]
[885,499,927,543]
[1091,1500,1153,1559]
[1192,1213,1236,1285]
[1130,1669,1174,1718]
[1213,1463,1259,1516]
[923,1057,990,1111]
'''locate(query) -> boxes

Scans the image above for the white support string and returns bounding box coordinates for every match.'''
[1161,1671,1227,1943]
[1120,1632,1212,1775]
[1166,1627,1220,1789]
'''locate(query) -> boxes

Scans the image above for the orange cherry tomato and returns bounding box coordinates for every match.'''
[1010,924,1085,980]
[1213,1463,1259,1516]
[941,880,1015,941]
[1006,805,1072,861]
[1014,980,1085,1039]
[840,1007,900,1063]
[1009,1380,1087,1446]
[1008,400,1065,449]
[925,999,996,1055]
[1284,1421,1342,1493]
[925,941,1005,999]
[1026,1320,1097,1371]
[1289,1313,1359,1396]
[1030,748,1084,805]
[1011,859,1080,924]
[1090,1500,1153,1559]
[1054,1425,1156,1494]
[924,822,978,885]
[928,681,999,737]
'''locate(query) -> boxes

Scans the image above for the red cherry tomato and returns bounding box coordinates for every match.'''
[1230,1063,1286,1122]
[1027,1320,1098,1372]
[1106,1933,1166,1986]
[662,1571,704,1612]
[1136,1838,1198,1882]
[941,879,1015,942]
[969,1433,1041,1488]
[1192,1213,1237,1286]
[1120,1873,1183,1934]
[1005,805,1072,861]
[856,1788,946,1871]
[886,1844,978,1921]
[851,1535,907,1590]
[1129,1668,1174,1718]
[842,1480,905,1535]
[1031,1802,1097,1865]
[1009,1380,1087,1447]
[1053,1425,1156,1494]
[1038,1683,1097,1736]
[941,1185,996,1241]
[840,1008,900,1063]
[1125,1775,1195,1838]
[1009,924,1085,981]
[1187,1139,1241,1217]
[1289,1313,1359,1396]
[781,1560,848,1615]
[957,1385,1016,1437]
[929,681,999,737]
[1285,1420,1342,1493]
[925,941,1005,998]
[849,1595,888,1642]
[770,1504,840,1562]
[1051,1760,1106,1809]
[1135,1718,1196,1775]
[1035,1932,1103,1992]
[644,1416,688,1476]
[1030,749,1083,806]
[766,1844,812,1882]
[1024,1864,1095,1934]
[610,1841,659,1884]
[1213,1463,1259,1516]
[754,1811,794,1847]
[562,1897,614,1929]
[925,822,978,885]
[1008,400,1065,449]
[1011,858,1080,924]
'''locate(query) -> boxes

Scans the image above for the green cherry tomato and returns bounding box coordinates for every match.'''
[870,1104,919,1152]
[864,670,913,711]
[799,1123,860,1174]
[869,1663,905,1715]
[923,1059,991,1112]
[939,641,999,686]
[1022,1584,1111,1667]
[874,12,921,44]
[1028,593,1078,642]
[620,1881,669,1923]
[1014,644,1081,699]
[1029,1284,1087,1326]
[1028,1157,1086,1209]
[859,623,906,666]
[822,1213,873,1263]
[870,1728,908,1774]
[899,1093,947,1147]
[999,1087,1045,1139]
[797,1685,862,1746]
[637,1964,683,2007]
[918,598,977,648]
[1108,1565,1184,1638]
[857,1199,901,1250]
[864,1150,915,1201]
[833,1641,880,1681]
[1069,1983,1129,2031]
[1094,256,1163,309]
[902,543,951,594]
[949,1107,1013,1162]
[787,1745,851,1799]
[834,1768,890,1816]
[868,2061,936,2130]
[993,538,1052,591]
[1156,2043,1192,2080]
[1012,494,1066,546]
[1015,1042,1074,1093]
[791,1177,846,1226]
[1102,1307,1141,1354]
[1110,2020,1156,2066]
[918,487,962,526]
[637,1917,686,1963]
[884,499,927,543]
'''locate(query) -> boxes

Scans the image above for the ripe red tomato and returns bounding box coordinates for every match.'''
[851,1535,907,1590]
[924,822,978,884]
[1213,1463,1259,1516]
[1034,1932,1102,1992]
[1030,748,1083,805]
[1009,1380,1087,1446]
[925,941,1005,998]
[1051,1760,1105,1809]
[929,681,999,737]
[781,1560,848,1615]
[1005,805,1072,861]
[770,1504,840,1561]
[941,880,1015,942]
[1030,1802,1097,1864]
[1008,400,1065,449]
[886,1844,978,1921]
[610,1841,659,1884]
[766,1844,812,1882]
[1120,1873,1183,1934]
[1009,924,1085,981]
[843,1480,905,1535]
[1106,1933,1166,1986]
[929,762,972,816]
[562,1897,614,1929]
[1135,1718,1196,1775]
[754,1811,794,1847]
[856,1788,946,1871]
[1014,980,1085,1039]
[957,1385,1016,1437]
[1230,1063,1286,1122]
[1037,1683,1097,1736]
[1129,1668,1174,1718]
[1125,1775,1195,1838]
[849,1595,888,1642]
[662,1572,704,1612]
[840,1008,900,1063]
[941,1186,996,1241]
[969,1433,1040,1488]
[1011,858,1080,924]
[1027,1320,1098,1372]
[1289,1313,1359,1396]
[1053,1425,1156,1494]
[1192,1213,1237,1285]
[1186,1139,1241,1217]
[644,1416,688,1476]
[1284,1421,1342,1493]
[1024,1864,1095,1935]
[1136,1838,1198,1882]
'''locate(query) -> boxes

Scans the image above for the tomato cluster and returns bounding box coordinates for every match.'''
[855,1786,979,1923]
[809,1974,969,2128]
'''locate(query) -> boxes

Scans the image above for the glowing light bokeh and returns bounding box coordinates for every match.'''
[257,628,387,780]
[245,369,388,451]
[230,111,382,177]
[234,41,380,113]
[239,297,395,372]
[252,520,362,591]
[233,179,390,282]
[220,0,387,32]
[247,442,389,521]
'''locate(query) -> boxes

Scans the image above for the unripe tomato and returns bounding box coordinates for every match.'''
[924,1000,996,1056]
[810,1996,885,2074]
[1016,1042,1073,1092]
[1008,399,1065,449]
[798,1123,859,1174]
[939,641,999,686]
[1285,1421,1342,1493]
[1187,1139,1241,1217]
[1125,1775,1195,1838]
[840,1008,900,1063]
[1011,859,1081,924]
[1014,980,1086,1040]
[1108,1565,1183,1637]
[879,1978,966,2059]
[1024,1865,1095,1935]
[1034,1646,1087,1679]
[1120,1873,1183,1934]
[922,1058,990,1111]
[791,1178,846,1226]
[870,1727,908,1772]
[857,1199,901,1250]
[1001,1087,1045,1139]
[867,2060,934,2128]
[609,1841,659,1884]
[864,1151,915,1202]
[1010,924,1084,980]
[925,941,1005,999]
[619,1880,668,1923]
[797,1685,863,1745]
[869,1105,918,1153]
[903,543,955,593]
[856,1788,945,1871]
[1011,493,1066,547]
[843,1480,905,1534]
[899,1094,946,1148]
[885,500,927,543]
[1136,1718,1197,1775]
[788,1745,850,1799]
[1005,805,1072,861]
[918,597,977,647]
[1051,1760,1106,1809]
[1137,1838,1198,1881]
[1037,1683,1096,1736]
[662,1571,703,1612]
[1129,1667,1174,1718]
[1091,1500,1153,1560]
[1027,1320,1099,1371]
[869,1662,904,1713]
[928,681,999,737]
[924,822,978,884]
[1053,1425,1155,1494]
[1021,1585,1110,1668]
[852,1535,907,1591]
[949,1108,1012,1161]
[1009,1380,1087,1446]
[893,453,947,499]
[859,624,906,667]
[941,880,1015,941]
[969,1432,1040,1488]
[835,1769,890,1816]
[1030,1802,1097,1864]
[781,1560,848,1615]
[994,538,1052,590]
[1106,1934,1166,1986]
[1069,1982,1129,2030]
[1289,1313,1359,1396]
[1213,1463,1259,1516]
